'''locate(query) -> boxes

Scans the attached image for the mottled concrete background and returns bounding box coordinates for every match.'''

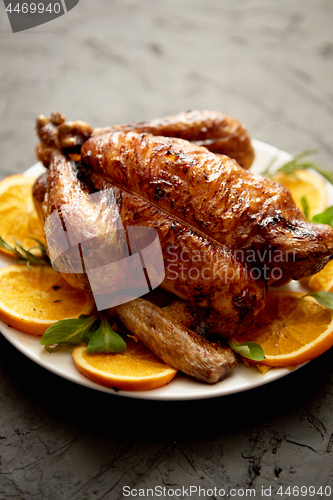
[0,1,333,499]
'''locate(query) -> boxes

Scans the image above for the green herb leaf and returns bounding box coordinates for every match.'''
[229,341,266,361]
[302,291,333,310]
[0,236,50,268]
[44,343,68,353]
[40,315,97,346]
[263,149,333,185]
[311,206,333,226]
[87,316,126,354]
[301,196,310,221]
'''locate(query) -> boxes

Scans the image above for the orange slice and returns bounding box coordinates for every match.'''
[272,169,327,220]
[0,174,45,257]
[72,339,178,391]
[301,260,333,293]
[232,292,333,366]
[0,265,95,335]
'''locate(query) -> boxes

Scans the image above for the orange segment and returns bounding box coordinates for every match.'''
[0,174,45,256]
[232,292,333,366]
[72,339,178,391]
[272,169,327,220]
[301,260,333,292]
[0,265,95,335]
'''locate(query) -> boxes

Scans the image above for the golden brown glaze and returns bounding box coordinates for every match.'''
[115,298,237,383]
[82,131,333,282]
[93,110,255,169]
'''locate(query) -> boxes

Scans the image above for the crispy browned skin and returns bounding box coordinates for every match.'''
[93,110,255,169]
[115,298,237,383]
[33,152,266,336]
[82,131,333,282]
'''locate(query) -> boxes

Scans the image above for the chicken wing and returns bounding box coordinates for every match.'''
[114,297,237,384]
[93,109,255,169]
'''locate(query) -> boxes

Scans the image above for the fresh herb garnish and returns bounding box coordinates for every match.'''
[40,314,97,346]
[263,149,333,227]
[0,236,50,269]
[40,313,126,354]
[301,196,310,221]
[86,315,126,354]
[229,341,266,361]
[263,149,333,185]
[311,206,333,226]
[301,291,333,311]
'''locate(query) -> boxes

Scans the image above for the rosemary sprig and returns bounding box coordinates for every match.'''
[263,149,333,184]
[0,236,50,269]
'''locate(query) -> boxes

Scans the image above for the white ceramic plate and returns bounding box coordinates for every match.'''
[0,140,332,401]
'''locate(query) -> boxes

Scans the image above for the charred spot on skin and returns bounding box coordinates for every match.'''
[262,215,313,238]
[116,192,123,208]
[154,185,165,200]
[166,150,177,162]
[196,322,210,336]
[115,160,128,181]
[233,289,256,321]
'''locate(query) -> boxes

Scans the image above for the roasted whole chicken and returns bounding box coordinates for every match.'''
[32,111,333,383]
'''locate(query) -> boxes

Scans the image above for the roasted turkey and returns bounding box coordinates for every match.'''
[32,112,333,382]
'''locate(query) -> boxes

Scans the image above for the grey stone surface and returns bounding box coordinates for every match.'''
[0,0,333,498]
